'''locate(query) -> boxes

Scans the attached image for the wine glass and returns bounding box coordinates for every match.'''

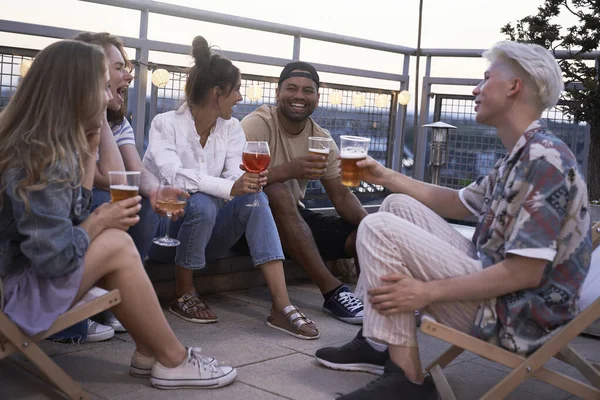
[152,180,188,247]
[242,141,270,207]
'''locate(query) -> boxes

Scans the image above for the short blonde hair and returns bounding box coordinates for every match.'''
[483,41,564,110]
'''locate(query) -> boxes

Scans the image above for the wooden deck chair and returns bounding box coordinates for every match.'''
[420,221,600,400]
[0,284,121,400]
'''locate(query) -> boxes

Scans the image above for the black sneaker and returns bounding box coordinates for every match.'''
[337,359,437,400]
[322,285,364,324]
[315,328,389,375]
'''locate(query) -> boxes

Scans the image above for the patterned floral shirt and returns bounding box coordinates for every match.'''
[460,120,591,354]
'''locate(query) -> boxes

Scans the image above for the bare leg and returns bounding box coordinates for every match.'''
[389,346,424,383]
[259,260,291,313]
[264,183,341,294]
[344,229,361,276]
[175,266,195,298]
[75,229,186,368]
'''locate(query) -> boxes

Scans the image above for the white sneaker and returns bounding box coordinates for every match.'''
[150,347,237,389]
[101,310,127,333]
[131,350,217,378]
[131,351,156,377]
[86,319,114,342]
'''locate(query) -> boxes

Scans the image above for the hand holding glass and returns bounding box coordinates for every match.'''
[242,141,270,207]
[308,137,332,178]
[109,171,140,202]
[340,136,371,187]
[153,181,188,247]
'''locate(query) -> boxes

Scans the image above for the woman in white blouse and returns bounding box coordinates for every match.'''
[143,36,319,340]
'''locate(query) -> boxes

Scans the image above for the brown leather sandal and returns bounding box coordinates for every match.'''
[266,305,320,340]
[168,292,218,324]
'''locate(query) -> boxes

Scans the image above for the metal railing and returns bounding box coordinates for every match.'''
[0,0,412,173]
[148,66,399,197]
[0,47,35,109]
[1,0,599,197]
[428,94,589,189]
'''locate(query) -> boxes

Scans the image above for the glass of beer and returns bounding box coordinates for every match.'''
[308,137,331,179]
[340,135,371,187]
[242,141,270,207]
[153,180,188,247]
[108,171,140,202]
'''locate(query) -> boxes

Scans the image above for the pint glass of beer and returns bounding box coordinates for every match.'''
[340,136,370,187]
[308,137,332,178]
[108,171,140,202]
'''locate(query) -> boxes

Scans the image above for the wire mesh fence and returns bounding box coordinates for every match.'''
[151,67,396,199]
[0,49,35,111]
[3,47,587,202]
[431,94,589,189]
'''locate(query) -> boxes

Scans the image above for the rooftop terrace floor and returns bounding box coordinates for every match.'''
[1,280,599,400]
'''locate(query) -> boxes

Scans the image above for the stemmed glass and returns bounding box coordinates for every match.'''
[152,180,188,247]
[242,141,270,207]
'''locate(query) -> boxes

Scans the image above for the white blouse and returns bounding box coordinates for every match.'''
[143,104,245,200]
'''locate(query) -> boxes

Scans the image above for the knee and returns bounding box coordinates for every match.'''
[241,191,269,205]
[380,193,418,213]
[357,213,390,245]
[186,193,218,222]
[101,229,140,264]
[344,229,358,257]
[263,183,296,213]
[256,191,269,205]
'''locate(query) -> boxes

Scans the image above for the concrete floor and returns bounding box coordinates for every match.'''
[1,282,599,400]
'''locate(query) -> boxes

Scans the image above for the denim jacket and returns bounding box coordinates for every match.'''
[0,168,92,279]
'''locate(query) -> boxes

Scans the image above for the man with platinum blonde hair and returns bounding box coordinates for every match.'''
[483,40,564,112]
[316,41,590,400]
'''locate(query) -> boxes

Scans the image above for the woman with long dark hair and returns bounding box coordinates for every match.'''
[145,36,319,339]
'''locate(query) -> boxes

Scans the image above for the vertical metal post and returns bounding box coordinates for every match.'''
[391,54,410,172]
[133,9,150,156]
[586,56,600,180]
[149,83,158,128]
[293,35,301,61]
[414,56,432,181]
[411,0,424,168]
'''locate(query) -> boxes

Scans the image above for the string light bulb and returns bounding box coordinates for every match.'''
[20,59,33,78]
[352,92,366,107]
[246,84,263,101]
[374,94,388,108]
[329,91,343,105]
[398,90,411,106]
[151,68,170,88]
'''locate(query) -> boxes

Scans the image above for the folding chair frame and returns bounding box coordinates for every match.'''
[0,289,121,400]
[421,220,600,400]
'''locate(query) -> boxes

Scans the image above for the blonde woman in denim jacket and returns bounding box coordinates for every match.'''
[0,40,236,390]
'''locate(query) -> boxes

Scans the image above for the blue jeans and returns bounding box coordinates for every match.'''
[148,192,284,269]
[91,188,158,261]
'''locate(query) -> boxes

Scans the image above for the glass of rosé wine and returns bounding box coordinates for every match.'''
[242,141,270,207]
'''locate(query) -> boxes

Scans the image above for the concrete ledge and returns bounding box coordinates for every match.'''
[146,257,312,302]
[145,204,476,300]
[144,203,477,300]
